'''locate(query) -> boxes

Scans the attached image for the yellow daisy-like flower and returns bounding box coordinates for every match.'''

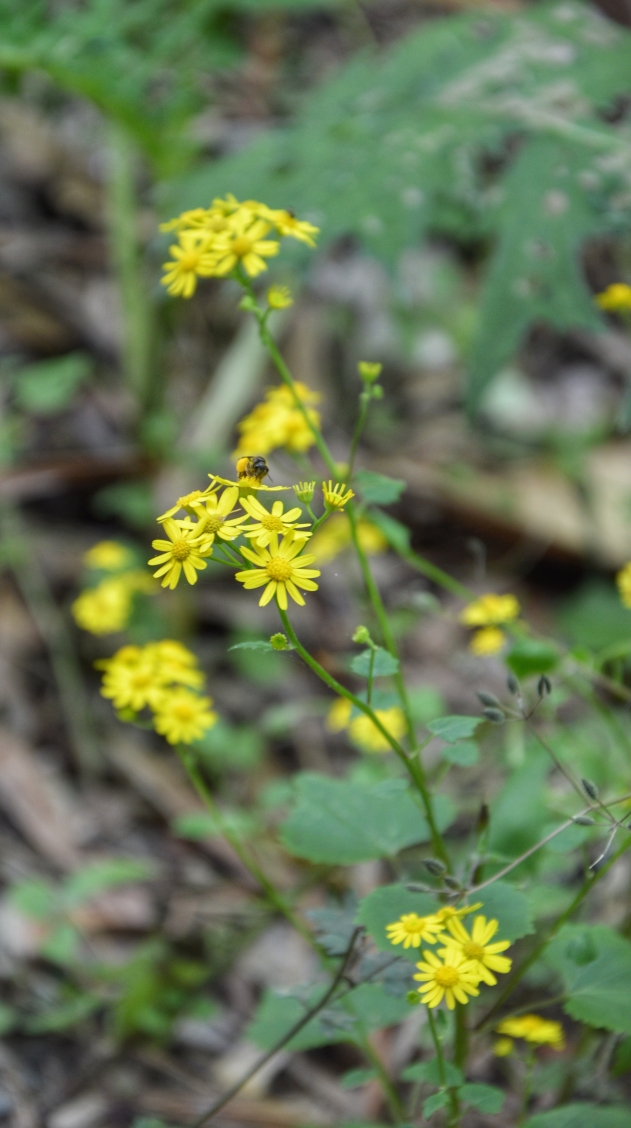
[440,915,512,986]
[460,593,520,627]
[432,903,482,924]
[160,207,218,233]
[264,208,319,247]
[493,1037,515,1057]
[267,285,293,309]
[100,649,166,712]
[208,473,291,494]
[322,481,355,510]
[157,488,218,523]
[469,626,506,656]
[310,513,387,565]
[616,562,631,609]
[235,531,320,610]
[348,706,406,753]
[161,231,219,298]
[241,496,311,548]
[83,541,134,571]
[385,913,446,949]
[496,1014,565,1051]
[595,282,631,312]
[71,578,132,636]
[235,383,320,458]
[211,212,279,278]
[187,486,250,544]
[143,640,204,688]
[148,519,213,589]
[413,947,481,1010]
[153,687,217,745]
[326,696,352,732]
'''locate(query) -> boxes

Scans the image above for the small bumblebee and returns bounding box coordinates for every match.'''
[235,455,270,482]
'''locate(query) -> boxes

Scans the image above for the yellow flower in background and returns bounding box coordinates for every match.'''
[496,1014,565,1050]
[83,541,134,571]
[261,208,319,247]
[211,212,279,278]
[348,706,406,753]
[413,947,481,1010]
[469,626,506,656]
[241,496,311,548]
[493,1037,515,1057]
[595,282,631,312]
[386,913,446,949]
[161,231,219,298]
[310,513,387,564]
[149,519,213,589]
[143,640,204,688]
[236,531,320,609]
[440,915,512,986]
[616,562,631,608]
[267,285,293,309]
[153,688,217,745]
[322,481,354,510]
[326,696,353,732]
[72,578,132,636]
[235,383,321,457]
[100,648,167,712]
[460,593,520,627]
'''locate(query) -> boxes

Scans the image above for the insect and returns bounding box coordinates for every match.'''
[235,455,270,482]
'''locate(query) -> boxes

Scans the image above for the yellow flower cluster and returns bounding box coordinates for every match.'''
[460,593,520,656]
[310,513,387,564]
[616,562,631,609]
[98,641,217,745]
[161,195,319,298]
[386,907,512,1010]
[326,696,406,753]
[72,541,153,636]
[595,283,631,312]
[494,1013,565,1055]
[235,383,321,457]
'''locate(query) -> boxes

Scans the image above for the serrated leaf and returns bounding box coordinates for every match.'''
[545,925,631,1034]
[355,470,406,505]
[427,715,482,743]
[475,881,535,943]
[350,647,400,678]
[524,1104,631,1128]
[280,775,439,863]
[355,883,439,962]
[460,1083,505,1113]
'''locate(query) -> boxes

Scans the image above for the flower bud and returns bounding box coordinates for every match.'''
[270,632,289,651]
[443,875,461,890]
[581,778,599,801]
[358,361,382,383]
[483,707,505,723]
[267,285,293,309]
[352,625,372,646]
[405,882,432,892]
[572,815,596,826]
[293,480,316,503]
[407,990,422,1006]
[507,674,520,694]
[477,690,501,708]
[423,858,447,876]
[238,294,258,313]
[538,675,552,696]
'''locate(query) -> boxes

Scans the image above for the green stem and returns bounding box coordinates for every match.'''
[367,645,376,708]
[518,1047,536,1125]
[426,1008,461,1127]
[454,1004,468,1072]
[360,1037,405,1122]
[278,606,448,864]
[348,390,371,477]
[176,744,314,946]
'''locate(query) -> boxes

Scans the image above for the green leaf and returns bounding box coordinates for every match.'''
[356,883,439,962]
[248,982,408,1053]
[41,923,81,965]
[488,750,549,859]
[403,1059,463,1086]
[474,881,535,942]
[10,878,57,919]
[173,811,220,838]
[350,647,400,678]
[423,1092,450,1117]
[427,715,482,743]
[62,858,154,907]
[14,353,92,414]
[558,582,631,651]
[546,925,631,1034]
[22,993,99,1034]
[506,639,559,678]
[460,1083,505,1113]
[229,640,275,651]
[341,1069,378,1089]
[345,982,410,1030]
[193,719,264,771]
[280,775,441,863]
[354,470,406,506]
[524,1104,631,1128]
[441,740,479,767]
[367,510,411,554]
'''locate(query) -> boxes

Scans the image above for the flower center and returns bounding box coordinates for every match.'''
[207,216,228,232]
[462,942,485,960]
[173,702,195,720]
[261,514,285,532]
[403,917,425,934]
[266,558,293,582]
[204,514,224,533]
[172,539,192,561]
[131,671,152,689]
[232,236,253,257]
[179,251,201,272]
[435,967,459,987]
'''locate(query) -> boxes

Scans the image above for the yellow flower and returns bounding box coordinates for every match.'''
[208,473,291,494]
[161,231,219,298]
[493,1037,514,1057]
[241,496,311,548]
[263,208,319,247]
[158,487,218,522]
[235,531,320,610]
[439,915,512,986]
[322,481,354,510]
[326,696,353,732]
[211,212,279,278]
[71,578,132,635]
[310,513,387,564]
[100,648,166,712]
[160,207,218,233]
[413,947,481,1010]
[186,486,250,544]
[496,1014,565,1051]
[469,626,506,656]
[267,285,293,309]
[460,593,520,627]
[294,481,316,503]
[348,706,406,753]
[385,913,446,949]
[595,283,631,312]
[148,519,213,589]
[143,640,204,688]
[153,687,217,745]
[235,383,320,457]
[83,541,134,571]
[432,903,482,924]
[616,562,631,609]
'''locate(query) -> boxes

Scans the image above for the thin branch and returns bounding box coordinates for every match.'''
[188,927,363,1128]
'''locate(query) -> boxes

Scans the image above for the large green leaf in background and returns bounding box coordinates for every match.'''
[174,1,631,405]
[546,924,631,1034]
[525,1104,631,1128]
